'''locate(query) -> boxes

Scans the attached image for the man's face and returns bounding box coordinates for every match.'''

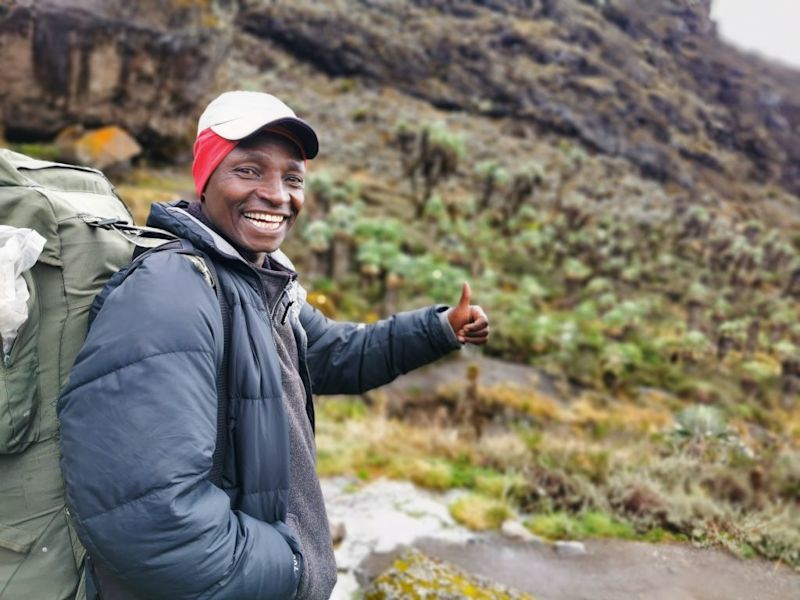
[203,131,306,264]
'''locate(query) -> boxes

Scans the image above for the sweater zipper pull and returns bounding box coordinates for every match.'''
[280,300,294,325]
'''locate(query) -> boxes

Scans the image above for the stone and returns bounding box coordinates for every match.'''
[56,125,141,170]
[363,548,534,600]
[501,519,546,546]
[554,540,588,557]
[330,520,347,546]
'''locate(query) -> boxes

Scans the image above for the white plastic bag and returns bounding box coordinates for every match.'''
[0,225,46,358]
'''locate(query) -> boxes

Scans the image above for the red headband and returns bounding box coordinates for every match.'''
[192,127,308,199]
[192,128,237,199]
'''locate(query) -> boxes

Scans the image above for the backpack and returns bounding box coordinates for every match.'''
[0,150,227,599]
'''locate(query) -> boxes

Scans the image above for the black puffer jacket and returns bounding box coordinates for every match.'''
[57,201,460,599]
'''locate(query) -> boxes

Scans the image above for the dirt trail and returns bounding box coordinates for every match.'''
[325,478,799,599]
[408,536,799,600]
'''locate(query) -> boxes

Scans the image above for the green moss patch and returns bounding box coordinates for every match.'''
[365,549,534,599]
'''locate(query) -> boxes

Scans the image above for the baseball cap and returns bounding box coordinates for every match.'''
[197,91,319,159]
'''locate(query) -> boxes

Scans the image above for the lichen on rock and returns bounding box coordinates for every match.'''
[364,548,535,600]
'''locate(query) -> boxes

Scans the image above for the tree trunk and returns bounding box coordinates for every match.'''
[330,237,351,281]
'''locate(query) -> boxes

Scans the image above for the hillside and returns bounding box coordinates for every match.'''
[236,0,800,227]
[4,0,800,226]
[1,0,799,577]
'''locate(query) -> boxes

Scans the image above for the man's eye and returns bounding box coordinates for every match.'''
[286,175,305,187]
[236,167,258,177]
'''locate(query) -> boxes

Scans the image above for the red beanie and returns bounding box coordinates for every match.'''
[191,127,309,199]
[192,128,238,199]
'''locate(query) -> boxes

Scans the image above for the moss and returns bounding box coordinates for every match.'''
[365,549,534,599]
[525,511,636,541]
[450,494,512,531]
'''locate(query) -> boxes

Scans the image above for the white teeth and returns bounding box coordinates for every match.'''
[243,212,285,230]
[244,212,284,223]
[246,219,281,231]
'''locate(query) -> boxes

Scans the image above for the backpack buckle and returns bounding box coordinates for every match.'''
[79,214,123,229]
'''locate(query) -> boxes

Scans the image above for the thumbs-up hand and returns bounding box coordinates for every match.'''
[446,282,490,345]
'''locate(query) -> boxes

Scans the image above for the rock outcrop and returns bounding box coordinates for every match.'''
[3,0,799,201]
[238,0,800,198]
[0,0,236,156]
[364,548,534,599]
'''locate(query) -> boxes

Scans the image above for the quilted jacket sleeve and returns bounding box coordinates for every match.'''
[300,302,461,395]
[57,252,301,600]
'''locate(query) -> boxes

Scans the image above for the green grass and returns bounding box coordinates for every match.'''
[525,511,638,541]
[450,494,513,531]
[7,142,62,161]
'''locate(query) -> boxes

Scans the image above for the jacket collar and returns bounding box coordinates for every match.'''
[146,200,298,272]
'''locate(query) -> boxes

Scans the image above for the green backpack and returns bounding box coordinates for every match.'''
[0,149,171,599]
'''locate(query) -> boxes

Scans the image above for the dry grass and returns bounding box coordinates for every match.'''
[450,494,513,531]
[314,393,800,567]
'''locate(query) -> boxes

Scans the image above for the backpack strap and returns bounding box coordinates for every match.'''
[89,239,232,488]
[200,256,231,489]
[81,216,179,250]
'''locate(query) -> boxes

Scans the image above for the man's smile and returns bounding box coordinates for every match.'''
[243,211,288,231]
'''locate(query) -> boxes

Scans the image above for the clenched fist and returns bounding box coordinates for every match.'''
[446,282,490,345]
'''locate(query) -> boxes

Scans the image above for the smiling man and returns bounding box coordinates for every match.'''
[57,91,489,600]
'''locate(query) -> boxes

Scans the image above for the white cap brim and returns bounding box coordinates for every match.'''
[211,116,319,159]
[198,91,319,159]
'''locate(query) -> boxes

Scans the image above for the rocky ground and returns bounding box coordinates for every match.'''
[324,476,800,599]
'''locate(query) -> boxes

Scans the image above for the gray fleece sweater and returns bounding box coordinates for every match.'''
[257,262,337,600]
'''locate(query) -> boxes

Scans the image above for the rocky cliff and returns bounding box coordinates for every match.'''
[238,0,800,202]
[0,0,236,155]
[2,0,799,212]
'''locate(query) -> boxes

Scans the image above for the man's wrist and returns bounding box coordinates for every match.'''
[436,306,461,348]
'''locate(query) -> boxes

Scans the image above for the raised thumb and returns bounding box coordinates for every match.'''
[456,281,471,312]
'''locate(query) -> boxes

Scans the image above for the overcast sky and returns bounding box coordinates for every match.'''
[711,0,800,68]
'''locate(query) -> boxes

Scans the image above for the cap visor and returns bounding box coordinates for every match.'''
[211,116,319,159]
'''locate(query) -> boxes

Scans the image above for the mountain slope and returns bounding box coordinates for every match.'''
[238,0,800,217]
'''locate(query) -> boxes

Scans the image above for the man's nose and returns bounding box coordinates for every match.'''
[255,175,289,204]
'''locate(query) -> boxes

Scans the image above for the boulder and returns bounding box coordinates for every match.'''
[364,548,534,600]
[55,125,141,170]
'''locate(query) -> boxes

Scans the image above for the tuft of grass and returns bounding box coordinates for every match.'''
[481,384,564,422]
[524,511,637,541]
[450,494,513,531]
[402,458,453,491]
[474,471,527,500]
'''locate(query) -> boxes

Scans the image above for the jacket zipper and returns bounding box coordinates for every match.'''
[246,264,292,323]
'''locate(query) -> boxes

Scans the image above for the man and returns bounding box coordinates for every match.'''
[58,91,489,599]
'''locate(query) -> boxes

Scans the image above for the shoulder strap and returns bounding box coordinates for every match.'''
[200,256,231,489]
[90,240,232,488]
[82,216,179,251]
